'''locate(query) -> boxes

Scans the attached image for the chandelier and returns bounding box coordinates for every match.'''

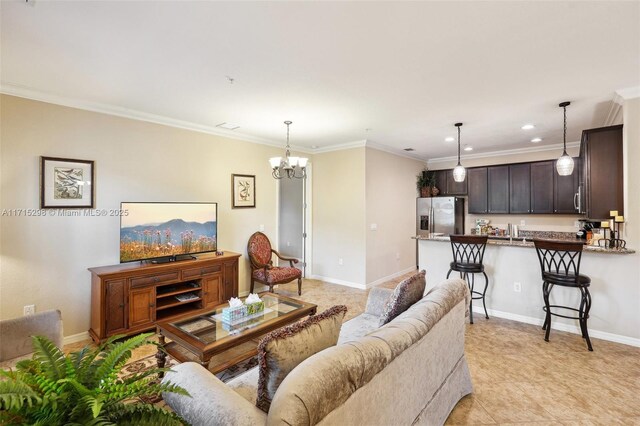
[556,101,574,176]
[269,121,308,179]
[452,123,466,182]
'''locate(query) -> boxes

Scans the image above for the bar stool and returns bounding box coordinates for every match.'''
[533,239,593,351]
[447,235,489,324]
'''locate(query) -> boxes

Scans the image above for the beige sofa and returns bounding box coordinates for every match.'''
[163,278,472,426]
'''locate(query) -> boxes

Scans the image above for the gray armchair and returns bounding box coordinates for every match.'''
[0,309,64,368]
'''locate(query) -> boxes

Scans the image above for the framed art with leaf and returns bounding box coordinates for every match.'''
[40,156,95,208]
[232,174,256,208]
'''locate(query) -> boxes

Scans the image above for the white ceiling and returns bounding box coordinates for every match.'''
[1,1,639,159]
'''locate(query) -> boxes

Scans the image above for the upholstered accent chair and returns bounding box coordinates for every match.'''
[247,232,303,295]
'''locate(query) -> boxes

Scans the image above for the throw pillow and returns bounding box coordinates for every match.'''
[256,305,347,412]
[378,270,426,326]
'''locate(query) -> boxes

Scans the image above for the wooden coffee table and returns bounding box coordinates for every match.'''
[156,293,317,375]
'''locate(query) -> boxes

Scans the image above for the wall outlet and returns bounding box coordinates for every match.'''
[24,304,35,316]
[338,258,343,266]
[513,282,522,293]
[370,223,378,231]
[259,224,264,232]
[286,241,291,247]
[520,220,526,226]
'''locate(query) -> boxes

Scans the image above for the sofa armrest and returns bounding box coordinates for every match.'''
[364,287,393,317]
[162,362,267,426]
[0,309,63,362]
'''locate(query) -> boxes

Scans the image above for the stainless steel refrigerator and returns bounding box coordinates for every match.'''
[416,197,465,236]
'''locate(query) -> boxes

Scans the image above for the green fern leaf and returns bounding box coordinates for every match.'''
[93,333,153,385]
[31,336,67,381]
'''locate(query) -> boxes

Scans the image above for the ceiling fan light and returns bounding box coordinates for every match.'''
[453,164,466,182]
[556,153,574,176]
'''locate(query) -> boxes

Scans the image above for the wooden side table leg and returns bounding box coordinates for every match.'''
[156,334,167,378]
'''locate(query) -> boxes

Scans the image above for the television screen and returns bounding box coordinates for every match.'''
[120,202,217,263]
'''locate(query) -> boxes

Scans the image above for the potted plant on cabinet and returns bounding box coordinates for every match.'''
[0,333,188,425]
[416,168,437,197]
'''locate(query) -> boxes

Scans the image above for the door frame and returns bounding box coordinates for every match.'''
[275,163,312,277]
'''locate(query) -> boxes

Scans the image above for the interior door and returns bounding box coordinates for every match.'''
[278,176,306,276]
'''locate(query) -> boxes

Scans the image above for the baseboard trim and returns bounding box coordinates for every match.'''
[63,331,91,345]
[472,306,640,348]
[308,275,367,290]
[366,266,417,288]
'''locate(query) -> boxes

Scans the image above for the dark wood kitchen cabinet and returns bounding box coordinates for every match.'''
[509,163,531,214]
[468,167,488,214]
[487,166,509,214]
[434,170,448,195]
[530,161,554,214]
[446,172,468,195]
[579,125,623,219]
[554,158,580,214]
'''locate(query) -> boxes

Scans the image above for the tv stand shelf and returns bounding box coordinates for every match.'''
[89,251,240,343]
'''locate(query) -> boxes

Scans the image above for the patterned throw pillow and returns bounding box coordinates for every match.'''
[256,305,347,412]
[378,270,427,326]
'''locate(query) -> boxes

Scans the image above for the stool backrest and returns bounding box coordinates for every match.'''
[533,239,584,277]
[449,235,488,265]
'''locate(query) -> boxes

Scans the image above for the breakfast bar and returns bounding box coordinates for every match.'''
[415,235,639,345]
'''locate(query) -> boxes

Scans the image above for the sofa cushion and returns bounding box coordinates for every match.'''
[337,312,380,344]
[256,305,347,412]
[227,366,259,404]
[378,270,426,326]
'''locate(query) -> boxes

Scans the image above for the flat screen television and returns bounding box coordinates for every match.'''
[120,202,217,263]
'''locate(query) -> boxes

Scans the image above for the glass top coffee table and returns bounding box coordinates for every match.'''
[156,293,317,374]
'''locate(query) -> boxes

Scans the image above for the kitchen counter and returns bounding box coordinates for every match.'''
[413,234,635,254]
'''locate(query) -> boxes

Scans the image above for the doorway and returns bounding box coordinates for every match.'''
[277,168,310,277]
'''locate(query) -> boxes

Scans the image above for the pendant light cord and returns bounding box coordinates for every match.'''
[457,124,461,165]
[563,104,568,155]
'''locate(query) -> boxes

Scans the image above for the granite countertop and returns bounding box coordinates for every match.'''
[413,234,635,255]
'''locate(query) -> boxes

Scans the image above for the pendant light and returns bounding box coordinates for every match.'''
[556,101,574,176]
[452,123,466,182]
[269,121,308,179]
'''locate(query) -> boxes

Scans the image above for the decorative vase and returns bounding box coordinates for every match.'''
[420,187,430,197]
[431,186,440,196]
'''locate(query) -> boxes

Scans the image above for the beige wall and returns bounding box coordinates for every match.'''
[623,97,640,249]
[428,147,582,233]
[311,148,366,286]
[0,95,284,336]
[365,148,424,284]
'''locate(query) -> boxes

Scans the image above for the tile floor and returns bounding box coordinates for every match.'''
[64,276,640,425]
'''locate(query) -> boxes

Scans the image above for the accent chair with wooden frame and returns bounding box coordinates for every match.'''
[247,232,303,295]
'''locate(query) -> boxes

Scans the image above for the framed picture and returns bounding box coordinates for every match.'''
[232,174,256,208]
[40,156,95,208]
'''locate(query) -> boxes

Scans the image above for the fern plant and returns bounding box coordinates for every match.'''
[0,332,189,425]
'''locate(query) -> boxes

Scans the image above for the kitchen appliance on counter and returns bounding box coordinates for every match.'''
[416,197,465,236]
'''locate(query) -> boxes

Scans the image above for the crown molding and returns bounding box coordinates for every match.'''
[310,140,367,154]
[427,141,581,165]
[603,92,624,126]
[364,140,428,162]
[616,86,640,100]
[0,82,318,154]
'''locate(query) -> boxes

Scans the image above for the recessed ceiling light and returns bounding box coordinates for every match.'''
[445,137,455,142]
[464,146,473,151]
[531,137,542,143]
[403,148,415,152]
[216,122,240,130]
[521,124,535,130]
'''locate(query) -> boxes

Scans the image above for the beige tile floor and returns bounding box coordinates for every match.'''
[65,276,640,425]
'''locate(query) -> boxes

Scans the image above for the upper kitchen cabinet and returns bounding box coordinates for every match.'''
[554,157,580,214]
[446,171,468,195]
[434,170,449,195]
[487,165,510,214]
[468,167,488,214]
[530,161,554,214]
[579,125,623,220]
[509,163,531,214]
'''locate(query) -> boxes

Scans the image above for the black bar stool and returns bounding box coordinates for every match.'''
[533,239,593,351]
[447,235,489,324]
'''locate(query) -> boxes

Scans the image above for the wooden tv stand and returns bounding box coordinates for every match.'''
[88,252,240,343]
